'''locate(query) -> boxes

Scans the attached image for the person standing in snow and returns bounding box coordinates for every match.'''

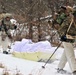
[0,15,17,54]
[53,6,76,75]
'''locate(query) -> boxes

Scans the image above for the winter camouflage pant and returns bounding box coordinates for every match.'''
[0,31,11,51]
[58,42,76,72]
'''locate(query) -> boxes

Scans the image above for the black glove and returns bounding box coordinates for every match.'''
[14,25,17,29]
[60,35,75,43]
[60,35,67,41]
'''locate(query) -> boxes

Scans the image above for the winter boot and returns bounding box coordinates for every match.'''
[73,71,76,75]
[57,68,67,74]
[3,51,8,54]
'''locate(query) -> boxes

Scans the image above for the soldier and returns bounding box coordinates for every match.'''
[55,6,76,75]
[0,14,16,54]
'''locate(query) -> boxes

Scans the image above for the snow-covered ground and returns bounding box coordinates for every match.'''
[0,47,76,75]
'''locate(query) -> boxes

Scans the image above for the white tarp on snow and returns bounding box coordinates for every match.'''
[12,39,52,52]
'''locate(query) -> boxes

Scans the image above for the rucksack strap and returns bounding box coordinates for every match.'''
[66,15,73,34]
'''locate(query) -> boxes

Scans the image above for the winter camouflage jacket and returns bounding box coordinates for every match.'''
[57,13,76,38]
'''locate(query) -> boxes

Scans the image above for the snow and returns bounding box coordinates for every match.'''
[0,39,76,75]
[0,47,75,75]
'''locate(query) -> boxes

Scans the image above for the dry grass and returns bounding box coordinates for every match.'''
[2,67,23,75]
[0,63,5,68]
[2,72,10,75]
[15,73,23,75]
[2,69,10,75]
[15,68,23,75]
